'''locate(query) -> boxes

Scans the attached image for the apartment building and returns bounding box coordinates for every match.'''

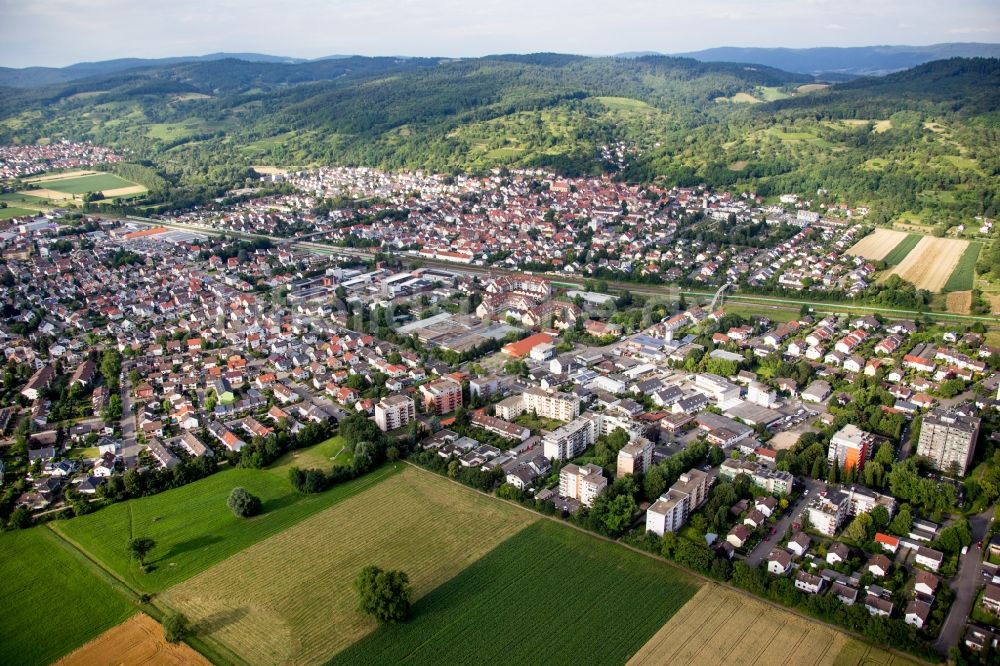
[916,406,981,477]
[559,463,607,507]
[645,468,711,536]
[617,439,654,477]
[719,458,793,495]
[496,387,581,422]
[542,415,598,461]
[374,394,416,432]
[419,377,463,415]
[828,424,876,471]
[806,490,850,537]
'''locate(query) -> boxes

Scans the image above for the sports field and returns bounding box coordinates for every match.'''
[628,585,920,666]
[886,236,970,292]
[330,519,700,666]
[160,467,538,665]
[0,528,135,666]
[53,613,209,666]
[845,228,910,261]
[55,463,401,593]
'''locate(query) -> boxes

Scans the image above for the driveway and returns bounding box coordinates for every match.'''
[934,508,993,654]
[746,478,822,567]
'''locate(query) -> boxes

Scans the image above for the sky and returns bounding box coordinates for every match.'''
[1,0,999,68]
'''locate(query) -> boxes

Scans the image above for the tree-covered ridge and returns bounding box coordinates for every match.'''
[1,54,997,220]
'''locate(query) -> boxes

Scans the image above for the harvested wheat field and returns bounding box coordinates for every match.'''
[160,466,537,666]
[887,236,970,292]
[55,613,209,666]
[946,291,972,314]
[24,170,98,183]
[100,185,148,197]
[987,293,1000,315]
[628,584,920,666]
[845,228,910,261]
[251,166,289,175]
[19,188,75,201]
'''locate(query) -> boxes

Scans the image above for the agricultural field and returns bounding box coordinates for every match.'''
[16,170,147,204]
[160,466,538,666]
[946,290,972,315]
[53,613,209,666]
[845,228,911,261]
[881,234,923,266]
[942,241,982,292]
[628,585,920,666]
[885,236,971,292]
[0,528,135,666]
[55,463,401,593]
[23,169,99,183]
[0,205,36,219]
[25,172,135,194]
[330,519,700,666]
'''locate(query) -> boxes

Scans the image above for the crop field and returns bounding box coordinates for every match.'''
[845,228,911,261]
[34,172,136,194]
[881,233,922,266]
[0,528,135,666]
[886,236,970,292]
[53,613,209,666]
[330,519,699,665]
[628,585,920,666]
[55,463,401,593]
[0,205,36,219]
[942,241,982,292]
[946,290,972,314]
[160,467,538,666]
[23,169,99,183]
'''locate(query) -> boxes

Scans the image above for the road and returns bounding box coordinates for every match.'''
[934,508,994,655]
[123,217,999,325]
[746,478,823,567]
[119,382,136,450]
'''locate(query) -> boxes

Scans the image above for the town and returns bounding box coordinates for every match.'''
[2,165,1000,664]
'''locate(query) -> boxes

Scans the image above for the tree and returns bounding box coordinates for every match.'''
[128,536,155,567]
[844,513,873,543]
[162,611,190,643]
[354,565,412,624]
[888,504,913,536]
[227,487,262,518]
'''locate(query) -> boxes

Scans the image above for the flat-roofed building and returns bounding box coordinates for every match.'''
[828,424,876,471]
[375,394,416,431]
[559,463,606,507]
[617,439,654,477]
[419,377,463,415]
[916,405,981,476]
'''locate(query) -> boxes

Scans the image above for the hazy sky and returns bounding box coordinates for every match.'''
[2,0,999,68]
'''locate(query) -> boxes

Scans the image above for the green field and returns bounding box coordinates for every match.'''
[0,206,36,219]
[329,520,700,665]
[943,241,983,292]
[882,233,922,266]
[268,435,354,475]
[33,172,135,194]
[0,528,135,665]
[514,413,566,433]
[55,463,402,593]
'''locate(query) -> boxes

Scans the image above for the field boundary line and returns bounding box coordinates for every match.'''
[404,464,936,666]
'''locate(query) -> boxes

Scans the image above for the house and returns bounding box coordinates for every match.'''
[865,594,893,617]
[827,543,850,566]
[801,380,831,403]
[788,533,811,558]
[744,509,767,529]
[727,524,751,549]
[868,554,892,578]
[875,532,899,554]
[983,583,1000,615]
[755,496,778,518]
[831,582,858,606]
[794,571,824,595]
[767,549,792,575]
[965,625,1000,652]
[905,599,932,629]
[915,546,944,572]
[914,570,939,598]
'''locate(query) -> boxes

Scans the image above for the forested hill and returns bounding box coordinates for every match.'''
[0,54,998,222]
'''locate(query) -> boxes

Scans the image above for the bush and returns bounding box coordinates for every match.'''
[227,487,262,518]
[162,611,190,643]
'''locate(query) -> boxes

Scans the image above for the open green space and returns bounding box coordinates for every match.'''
[55,463,402,593]
[268,435,353,475]
[514,413,567,433]
[328,520,701,666]
[882,233,922,266]
[34,172,135,194]
[943,241,983,292]
[0,206,36,219]
[0,528,135,666]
